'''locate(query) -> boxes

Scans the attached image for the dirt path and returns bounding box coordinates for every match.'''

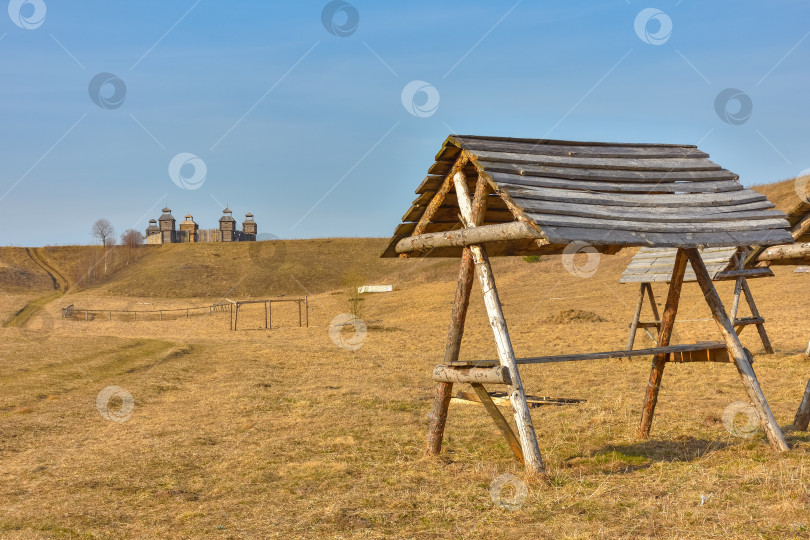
[27,248,70,292]
[3,248,69,328]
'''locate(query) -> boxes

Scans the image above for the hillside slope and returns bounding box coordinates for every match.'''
[1,176,806,301]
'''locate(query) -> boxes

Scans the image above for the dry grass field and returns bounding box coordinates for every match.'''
[1,179,810,539]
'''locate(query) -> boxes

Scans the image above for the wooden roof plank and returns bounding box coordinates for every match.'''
[513,199,784,223]
[490,173,744,194]
[479,160,738,182]
[525,212,789,234]
[471,150,723,171]
[451,137,710,159]
[502,185,768,208]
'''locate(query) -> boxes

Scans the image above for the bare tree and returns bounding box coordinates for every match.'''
[120,229,144,264]
[91,219,115,272]
[91,219,115,246]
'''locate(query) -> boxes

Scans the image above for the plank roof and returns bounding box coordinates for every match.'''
[383,135,793,258]
[619,246,739,283]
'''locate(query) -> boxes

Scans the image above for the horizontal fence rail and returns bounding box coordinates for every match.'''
[63,297,308,331]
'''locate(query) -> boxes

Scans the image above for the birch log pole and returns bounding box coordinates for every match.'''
[454,171,544,474]
[637,248,688,439]
[685,248,789,452]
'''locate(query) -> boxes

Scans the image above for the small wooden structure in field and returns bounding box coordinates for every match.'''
[620,246,775,352]
[746,199,810,429]
[229,297,308,331]
[384,134,794,474]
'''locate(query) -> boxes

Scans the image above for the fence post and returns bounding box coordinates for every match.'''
[298,299,302,327]
[305,296,309,327]
[85,310,88,321]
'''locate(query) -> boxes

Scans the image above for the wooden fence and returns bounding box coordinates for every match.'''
[62,298,308,331]
[231,298,308,331]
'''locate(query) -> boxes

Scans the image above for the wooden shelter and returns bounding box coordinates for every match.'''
[384,134,794,474]
[746,199,810,430]
[620,246,775,352]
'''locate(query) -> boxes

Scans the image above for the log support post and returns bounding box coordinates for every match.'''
[637,248,688,439]
[470,383,524,463]
[426,247,475,455]
[454,171,544,474]
[793,379,810,431]
[685,247,788,451]
[626,283,660,350]
[626,283,646,351]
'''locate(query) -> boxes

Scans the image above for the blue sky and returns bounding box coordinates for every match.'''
[1,0,809,246]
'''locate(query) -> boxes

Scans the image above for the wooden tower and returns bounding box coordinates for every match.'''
[219,207,236,242]
[158,207,176,244]
[179,214,198,243]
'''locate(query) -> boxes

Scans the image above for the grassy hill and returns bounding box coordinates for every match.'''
[753,174,807,213]
[1,175,806,303]
[0,239,461,300]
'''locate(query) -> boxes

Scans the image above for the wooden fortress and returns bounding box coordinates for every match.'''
[384,134,794,474]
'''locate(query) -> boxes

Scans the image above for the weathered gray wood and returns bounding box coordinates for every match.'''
[684,247,788,452]
[638,248,689,439]
[395,222,541,254]
[450,342,727,367]
[478,160,738,183]
[515,199,785,224]
[793,380,810,431]
[433,365,512,385]
[450,134,699,149]
[631,246,737,260]
[733,316,765,326]
[452,137,710,159]
[454,171,544,475]
[488,172,743,193]
[526,213,789,234]
[499,184,767,208]
[470,149,722,171]
[714,268,774,280]
[469,383,524,463]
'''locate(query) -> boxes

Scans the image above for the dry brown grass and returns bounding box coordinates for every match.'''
[2,178,810,538]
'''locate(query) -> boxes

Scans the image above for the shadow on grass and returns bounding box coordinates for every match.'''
[563,437,735,475]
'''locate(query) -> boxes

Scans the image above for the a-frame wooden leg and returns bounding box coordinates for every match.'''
[426,248,476,456]
[740,278,774,354]
[470,383,524,463]
[627,283,662,351]
[793,379,810,431]
[626,283,646,351]
[426,169,491,456]
[644,283,662,342]
[685,247,789,452]
[637,249,689,439]
[454,172,544,475]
